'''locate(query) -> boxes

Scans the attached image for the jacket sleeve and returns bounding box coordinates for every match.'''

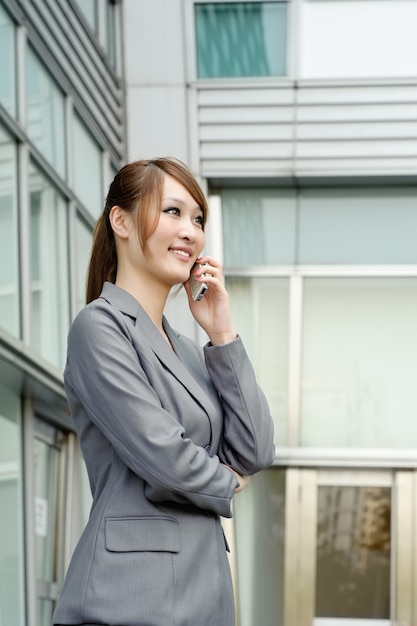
[204,337,275,475]
[65,303,239,518]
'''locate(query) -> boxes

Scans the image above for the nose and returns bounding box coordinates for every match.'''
[178,217,197,241]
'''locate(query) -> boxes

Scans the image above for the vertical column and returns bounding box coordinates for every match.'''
[283,468,300,626]
[298,469,317,626]
[22,399,36,626]
[287,273,303,446]
[284,468,317,626]
[395,471,413,625]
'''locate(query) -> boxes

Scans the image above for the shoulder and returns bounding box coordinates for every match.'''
[68,297,134,352]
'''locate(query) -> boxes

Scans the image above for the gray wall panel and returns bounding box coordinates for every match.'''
[194,81,417,180]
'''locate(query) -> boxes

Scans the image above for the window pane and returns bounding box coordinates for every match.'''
[0,386,24,626]
[73,114,103,217]
[76,215,93,311]
[227,277,288,445]
[222,189,296,266]
[0,5,16,117]
[234,469,285,626]
[301,277,417,447]
[299,187,417,264]
[0,125,19,337]
[29,163,70,369]
[106,0,117,67]
[74,0,97,32]
[26,47,66,178]
[195,2,287,78]
[34,420,65,626]
[316,485,390,619]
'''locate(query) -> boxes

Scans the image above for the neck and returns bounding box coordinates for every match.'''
[115,272,170,334]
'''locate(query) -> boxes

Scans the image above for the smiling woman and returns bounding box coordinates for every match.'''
[52,157,275,626]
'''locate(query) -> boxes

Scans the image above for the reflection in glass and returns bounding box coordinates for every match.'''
[0,4,16,117]
[195,2,287,78]
[234,469,285,626]
[26,47,66,177]
[301,277,417,447]
[74,0,96,32]
[0,386,24,626]
[226,277,288,445]
[299,187,417,264]
[0,126,19,337]
[316,486,390,619]
[73,114,103,217]
[29,163,70,368]
[222,189,297,266]
[34,421,62,626]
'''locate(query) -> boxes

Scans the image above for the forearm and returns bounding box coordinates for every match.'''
[204,337,275,474]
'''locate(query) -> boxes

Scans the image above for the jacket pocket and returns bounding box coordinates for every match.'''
[105,516,181,552]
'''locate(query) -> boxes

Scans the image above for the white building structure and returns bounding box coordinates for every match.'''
[123,2,417,625]
[0,0,417,625]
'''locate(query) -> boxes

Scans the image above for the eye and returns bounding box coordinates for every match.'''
[194,214,204,227]
[163,206,180,216]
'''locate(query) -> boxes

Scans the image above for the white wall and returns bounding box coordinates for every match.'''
[299,0,417,79]
[123,0,190,162]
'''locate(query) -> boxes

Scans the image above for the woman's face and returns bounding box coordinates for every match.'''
[136,174,206,288]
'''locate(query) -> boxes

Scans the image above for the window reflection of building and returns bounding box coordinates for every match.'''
[316,485,391,619]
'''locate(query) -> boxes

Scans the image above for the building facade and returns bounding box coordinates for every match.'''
[1,1,417,626]
[123,1,417,626]
[0,0,124,625]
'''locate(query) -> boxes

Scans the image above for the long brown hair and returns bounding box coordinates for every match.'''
[86,158,209,304]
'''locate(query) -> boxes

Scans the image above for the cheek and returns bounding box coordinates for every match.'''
[149,219,173,243]
[197,230,205,251]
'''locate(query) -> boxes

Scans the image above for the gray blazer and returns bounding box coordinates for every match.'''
[52,282,275,626]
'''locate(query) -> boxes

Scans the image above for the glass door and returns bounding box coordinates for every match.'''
[33,419,68,626]
[315,472,390,626]
[284,469,417,626]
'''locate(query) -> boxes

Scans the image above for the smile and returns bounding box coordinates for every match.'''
[169,248,191,259]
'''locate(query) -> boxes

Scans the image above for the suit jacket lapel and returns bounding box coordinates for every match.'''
[100,283,217,417]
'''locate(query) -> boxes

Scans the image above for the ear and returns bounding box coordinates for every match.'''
[109,205,130,239]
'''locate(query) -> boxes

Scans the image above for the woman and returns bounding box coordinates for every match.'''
[53,157,275,626]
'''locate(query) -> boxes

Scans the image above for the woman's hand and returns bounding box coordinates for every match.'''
[184,256,237,345]
[220,463,249,494]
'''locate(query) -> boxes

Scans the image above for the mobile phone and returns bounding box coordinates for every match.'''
[189,262,208,301]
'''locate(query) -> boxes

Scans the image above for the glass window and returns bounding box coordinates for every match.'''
[226,277,288,445]
[195,2,287,78]
[234,469,285,626]
[0,5,16,117]
[73,114,103,217]
[222,189,297,266]
[301,277,417,447]
[29,163,70,369]
[34,420,67,626]
[26,47,66,178]
[316,485,390,619]
[75,215,93,311]
[106,0,118,68]
[299,187,417,264]
[222,186,417,266]
[74,0,97,32]
[0,385,25,626]
[0,125,19,337]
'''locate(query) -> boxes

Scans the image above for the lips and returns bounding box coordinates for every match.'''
[168,247,192,260]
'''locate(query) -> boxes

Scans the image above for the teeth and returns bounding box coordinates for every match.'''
[170,249,190,258]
